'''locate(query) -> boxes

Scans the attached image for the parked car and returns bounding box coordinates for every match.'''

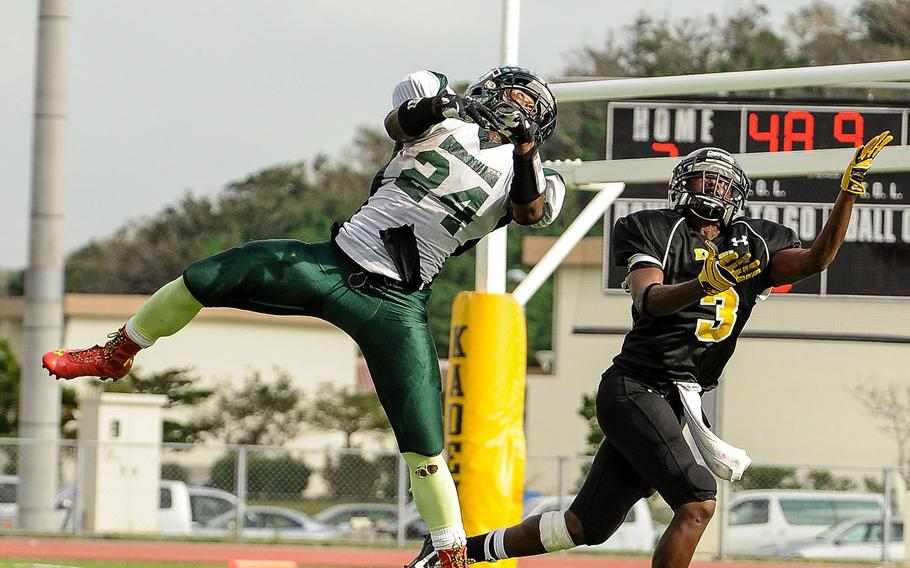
[314,503,400,535]
[759,516,904,560]
[724,490,884,555]
[0,476,74,529]
[1,478,236,533]
[522,495,658,553]
[0,475,19,522]
[200,505,344,541]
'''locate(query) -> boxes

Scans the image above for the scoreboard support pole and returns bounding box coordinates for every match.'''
[512,183,625,307]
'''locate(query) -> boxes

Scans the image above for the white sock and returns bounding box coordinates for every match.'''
[125,317,154,348]
[483,528,509,562]
[430,524,467,551]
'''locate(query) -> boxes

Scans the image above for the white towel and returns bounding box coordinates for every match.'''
[675,381,751,482]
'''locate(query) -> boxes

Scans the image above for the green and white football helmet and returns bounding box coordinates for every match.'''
[466,66,558,145]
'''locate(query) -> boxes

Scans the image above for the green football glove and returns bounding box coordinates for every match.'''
[840,130,893,195]
[698,241,762,296]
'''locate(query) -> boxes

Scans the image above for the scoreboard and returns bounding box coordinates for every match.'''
[603,100,910,297]
[606,101,907,158]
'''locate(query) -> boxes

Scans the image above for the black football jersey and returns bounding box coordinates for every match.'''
[611,209,799,390]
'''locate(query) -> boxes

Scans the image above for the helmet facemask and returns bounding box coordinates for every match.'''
[668,149,749,226]
[466,66,558,145]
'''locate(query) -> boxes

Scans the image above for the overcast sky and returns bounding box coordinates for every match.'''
[0,0,857,270]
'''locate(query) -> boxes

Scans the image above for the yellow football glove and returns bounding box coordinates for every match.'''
[840,130,893,195]
[698,241,762,296]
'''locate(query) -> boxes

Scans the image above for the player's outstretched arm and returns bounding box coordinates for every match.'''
[385,92,498,142]
[769,131,893,286]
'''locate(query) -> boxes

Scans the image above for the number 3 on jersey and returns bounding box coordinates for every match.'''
[695,289,739,343]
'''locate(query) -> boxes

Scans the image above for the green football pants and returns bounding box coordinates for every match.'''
[182,239,444,455]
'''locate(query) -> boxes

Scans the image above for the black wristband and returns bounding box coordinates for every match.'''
[509,149,543,204]
[641,282,661,318]
[397,97,441,137]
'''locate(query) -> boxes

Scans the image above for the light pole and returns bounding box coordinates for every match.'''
[19,0,69,530]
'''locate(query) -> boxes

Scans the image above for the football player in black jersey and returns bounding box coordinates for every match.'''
[405,131,893,568]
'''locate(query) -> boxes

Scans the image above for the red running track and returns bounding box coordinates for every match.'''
[0,539,870,568]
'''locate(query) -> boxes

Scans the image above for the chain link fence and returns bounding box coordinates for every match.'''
[0,437,905,561]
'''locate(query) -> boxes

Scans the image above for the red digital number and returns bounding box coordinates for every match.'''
[833,111,864,147]
[783,111,814,151]
[651,142,679,157]
[748,113,779,152]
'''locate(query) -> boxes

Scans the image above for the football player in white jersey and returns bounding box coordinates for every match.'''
[43,66,565,568]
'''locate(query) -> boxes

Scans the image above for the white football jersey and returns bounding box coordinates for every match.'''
[335,71,565,284]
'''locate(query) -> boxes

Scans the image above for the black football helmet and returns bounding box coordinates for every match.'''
[668,147,750,226]
[466,66,558,145]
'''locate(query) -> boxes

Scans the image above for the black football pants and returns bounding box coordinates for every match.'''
[569,365,716,545]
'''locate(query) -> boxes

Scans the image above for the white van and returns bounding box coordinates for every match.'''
[725,490,884,555]
[523,495,657,553]
[157,481,236,533]
[63,480,236,533]
[0,479,236,533]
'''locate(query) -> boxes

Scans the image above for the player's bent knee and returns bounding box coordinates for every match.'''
[397,436,443,458]
[183,241,285,305]
[182,247,248,303]
[580,521,620,546]
[689,463,718,494]
[569,503,628,546]
[563,510,586,546]
[675,499,716,525]
[666,463,718,509]
[409,434,444,457]
[540,511,577,552]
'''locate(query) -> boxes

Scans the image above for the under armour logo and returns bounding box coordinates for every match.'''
[730,236,748,247]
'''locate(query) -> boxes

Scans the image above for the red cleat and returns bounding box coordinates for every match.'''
[437,545,469,568]
[42,326,141,380]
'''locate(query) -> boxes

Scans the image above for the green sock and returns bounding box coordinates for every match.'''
[402,452,464,533]
[127,277,202,345]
